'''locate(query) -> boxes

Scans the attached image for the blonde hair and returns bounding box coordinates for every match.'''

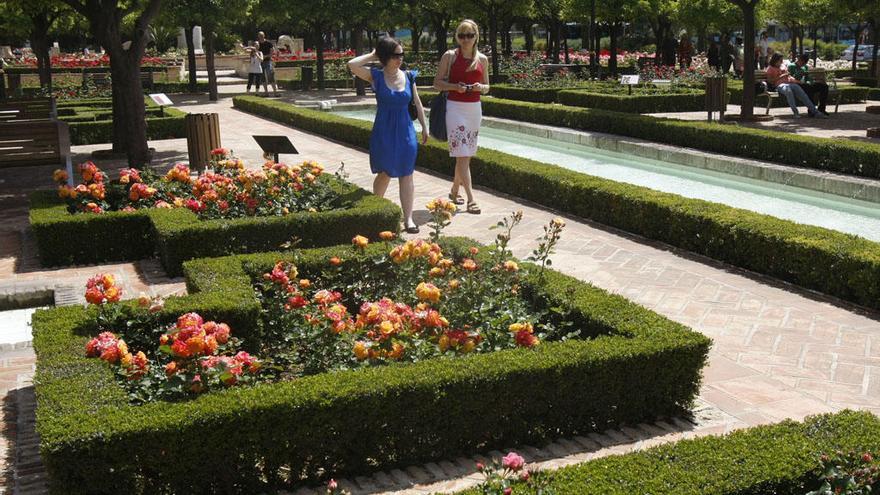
[455,19,482,72]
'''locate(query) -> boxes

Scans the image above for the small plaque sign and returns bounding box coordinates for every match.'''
[149,93,174,106]
[620,75,640,85]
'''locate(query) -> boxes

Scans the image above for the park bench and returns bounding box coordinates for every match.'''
[755,68,841,114]
[0,96,57,122]
[83,71,154,91]
[0,119,71,169]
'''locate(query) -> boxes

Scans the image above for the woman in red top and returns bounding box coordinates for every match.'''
[433,19,490,214]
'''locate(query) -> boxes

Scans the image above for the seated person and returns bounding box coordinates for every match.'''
[766,53,826,118]
[788,54,829,115]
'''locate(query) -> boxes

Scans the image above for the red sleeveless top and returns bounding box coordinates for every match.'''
[447,50,483,103]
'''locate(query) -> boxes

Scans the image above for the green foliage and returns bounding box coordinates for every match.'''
[55,97,187,145]
[29,179,402,275]
[233,94,880,310]
[34,240,709,493]
[557,88,711,113]
[455,411,880,495]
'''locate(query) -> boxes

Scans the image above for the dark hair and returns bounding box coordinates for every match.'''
[797,53,809,64]
[769,52,784,66]
[376,36,402,66]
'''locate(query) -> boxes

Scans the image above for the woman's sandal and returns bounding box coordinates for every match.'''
[466,201,481,214]
[404,223,420,234]
[448,192,465,205]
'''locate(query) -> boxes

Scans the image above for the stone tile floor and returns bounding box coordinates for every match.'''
[0,90,878,493]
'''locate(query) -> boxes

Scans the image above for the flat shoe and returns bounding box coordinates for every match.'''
[404,224,420,234]
[466,201,481,214]
[448,192,465,205]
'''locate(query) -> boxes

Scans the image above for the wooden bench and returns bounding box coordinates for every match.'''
[83,71,155,91]
[755,68,841,114]
[0,97,57,122]
[0,120,71,169]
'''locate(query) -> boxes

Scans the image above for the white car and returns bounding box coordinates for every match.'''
[842,45,876,61]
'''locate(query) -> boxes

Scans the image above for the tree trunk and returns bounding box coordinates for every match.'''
[740,1,757,118]
[697,28,707,53]
[563,25,569,63]
[609,22,619,76]
[852,23,862,72]
[30,16,53,91]
[589,0,597,74]
[108,45,150,165]
[411,25,421,53]
[812,27,818,66]
[798,28,804,56]
[185,24,197,92]
[205,28,218,101]
[872,22,879,78]
[434,19,448,57]
[525,21,534,55]
[316,29,326,90]
[352,27,364,54]
[489,14,500,76]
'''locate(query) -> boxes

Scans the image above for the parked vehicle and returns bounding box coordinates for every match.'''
[842,45,876,61]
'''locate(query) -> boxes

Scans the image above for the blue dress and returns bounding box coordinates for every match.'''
[369,68,417,177]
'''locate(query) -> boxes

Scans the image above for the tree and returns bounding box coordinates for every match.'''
[636,0,677,64]
[472,0,531,77]
[1,1,79,91]
[677,0,740,51]
[726,0,760,118]
[61,0,163,167]
[765,0,807,55]
[593,0,638,75]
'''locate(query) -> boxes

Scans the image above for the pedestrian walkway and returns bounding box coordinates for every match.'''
[0,92,877,494]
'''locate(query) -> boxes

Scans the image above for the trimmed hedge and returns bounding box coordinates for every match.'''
[852,77,879,88]
[34,240,710,494]
[233,95,880,310]
[461,94,880,179]
[491,85,710,113]
[277,76,434,90]
[54,97,187,145]
[557,89,709,113]
[869,88,880,101]
[29,179,402,275]
[456,410,880,495]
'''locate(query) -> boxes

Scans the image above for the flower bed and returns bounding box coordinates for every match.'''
[54,97,186,145]
[455,410,880,495]
[232,95,880,311]
[34,232,709,493]
[6,54,166,70]
[29,157,401,274]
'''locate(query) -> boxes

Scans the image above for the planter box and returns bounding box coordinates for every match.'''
[29,179,402,275]
[33,239,709,494]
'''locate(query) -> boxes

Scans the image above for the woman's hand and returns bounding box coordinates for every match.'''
[421,128,429,144]
[456,82,467,93]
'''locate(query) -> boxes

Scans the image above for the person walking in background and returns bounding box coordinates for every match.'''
[758,32,770,69]
[722,37,735,74]
[433,19,490,215]
[244,43,263,93]
[349,37,428,234]
[766,53,826,118]
[257,31,279,96]
[677,34,694,68]
[733,37,744,77]
[789,53,829,115]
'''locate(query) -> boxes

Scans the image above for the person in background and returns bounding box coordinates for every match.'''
[766,53,826,118]
[677,34,694,68]
[722,37,735,74]
[758,32,770,69]
[662,36,677,66]
[348,37,428,234]
[257,32,279,96]
[433,19,490,215]
[244,42,263,93]
[733,37,744,77]
[789,53,829,115]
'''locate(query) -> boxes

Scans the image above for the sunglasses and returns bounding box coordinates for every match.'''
[457,32,476,39]
[390,52,405,59]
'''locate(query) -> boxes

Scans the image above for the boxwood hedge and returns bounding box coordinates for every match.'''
[34,240,710,494]
[233,95,880,310]
[55,97,187,145]
[456,410,880,495]
[29,179,401,275]
[491,84,710,113]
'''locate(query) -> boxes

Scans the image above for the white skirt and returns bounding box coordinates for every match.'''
[445,100,482,157]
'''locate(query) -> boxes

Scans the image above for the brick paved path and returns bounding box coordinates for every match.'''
[1,91,877,493]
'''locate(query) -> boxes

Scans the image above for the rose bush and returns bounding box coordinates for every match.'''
[52,153,339,220]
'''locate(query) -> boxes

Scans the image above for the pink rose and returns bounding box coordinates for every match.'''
[327,479,338,491]
[502,452,525,472]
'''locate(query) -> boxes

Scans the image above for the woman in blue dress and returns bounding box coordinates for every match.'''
[349,37,428,234]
